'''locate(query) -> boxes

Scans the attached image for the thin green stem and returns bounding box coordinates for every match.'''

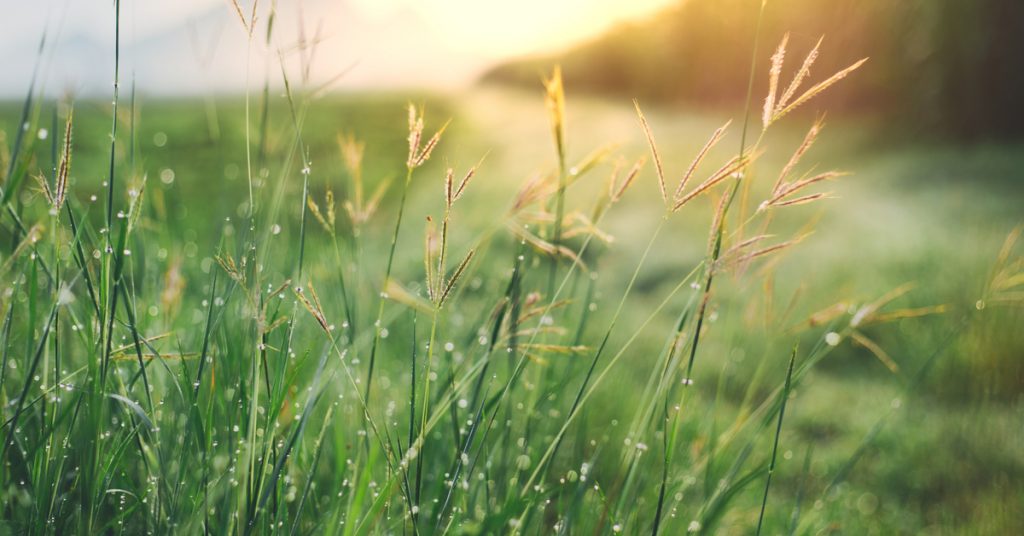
[366,166,415,404]
[755,347,797,536]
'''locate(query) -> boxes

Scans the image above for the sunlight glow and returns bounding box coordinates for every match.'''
[346,0,674,56]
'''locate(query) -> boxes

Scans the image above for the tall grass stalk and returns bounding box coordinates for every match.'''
[755,346,796,535]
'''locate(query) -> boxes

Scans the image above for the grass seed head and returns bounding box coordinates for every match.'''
[294,281,330,334]
[763,33,789,128]
[673,152,756,211]
[778,36,824,113]
[439,249,475,307]
[308,194,332,234]
[762,34,866,128]
[406,103,451,169]
[544,66,566,163]
[769,57,868,127]
[676,120,731,200]
[774,120,824,196]
[612,156,646,203]
[634,100,667,204]
[54,108,73,211]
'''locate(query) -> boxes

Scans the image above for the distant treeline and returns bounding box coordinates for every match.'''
[482,0,1024,140]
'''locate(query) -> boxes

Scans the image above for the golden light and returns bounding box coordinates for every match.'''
[346,0,675,57]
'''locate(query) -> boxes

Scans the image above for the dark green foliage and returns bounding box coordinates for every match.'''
[484,0,1024,140]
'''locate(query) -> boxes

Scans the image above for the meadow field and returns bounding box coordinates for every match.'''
[1,6,1023,533]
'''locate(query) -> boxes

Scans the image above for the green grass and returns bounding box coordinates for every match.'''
[1,52,1023,536]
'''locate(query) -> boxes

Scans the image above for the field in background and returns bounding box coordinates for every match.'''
[1,85,1022,533]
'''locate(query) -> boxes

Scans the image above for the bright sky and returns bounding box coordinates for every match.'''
[0,0,676,96]
[347,0,672,55]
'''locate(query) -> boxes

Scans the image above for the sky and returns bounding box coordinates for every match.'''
[0,0,675,97]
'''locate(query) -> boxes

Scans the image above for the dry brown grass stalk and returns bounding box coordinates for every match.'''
[987,226,1024,304]
[569,145,616,184]
[762,34,866,128]
[508,222,585,268]
[771,58,867,126]
[850,330,900,373]
[544,66,566,163]
[676,120,731,200]
[308,194,332,234]
[859,305,949,326]
[773,120,823,195]
[612,157,646,202]
[761,170,845,210]
[215,253,245,284]
[338,134,364,199]
[633,100,667,203]
[769,192,832,208]
[407,104,449,169]
[673,152,755,211]
[763,33,789,128]
[294,281,330,334]
[778,36,823,112]
[724,233,809,268]
[228,0,259,36]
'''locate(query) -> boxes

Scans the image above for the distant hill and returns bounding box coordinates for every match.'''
[482,0,1024,141]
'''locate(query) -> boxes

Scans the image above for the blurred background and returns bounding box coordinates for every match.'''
[5,0,1023,140]
[486,0,1024,141]
[2,0,1022,532]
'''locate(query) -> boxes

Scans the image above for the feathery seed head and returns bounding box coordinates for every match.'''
[544,66,566,163]
[634,100,667,204]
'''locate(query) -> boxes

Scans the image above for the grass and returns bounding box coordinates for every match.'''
[1,14,1023,536]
